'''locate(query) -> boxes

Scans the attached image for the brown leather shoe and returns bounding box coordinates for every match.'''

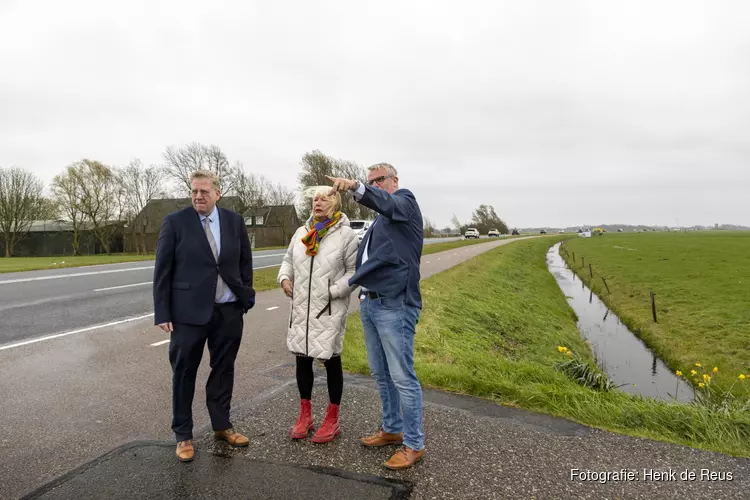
[214,428,249,447]
[383,445,425,470]
[360,429,404,447]
[176,440,194,462]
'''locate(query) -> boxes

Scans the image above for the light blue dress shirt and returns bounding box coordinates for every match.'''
[201,207,237,303]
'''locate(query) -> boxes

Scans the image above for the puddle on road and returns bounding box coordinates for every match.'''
[547,243,693,403]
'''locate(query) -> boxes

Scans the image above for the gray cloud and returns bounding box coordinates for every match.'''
[1,0,748,228]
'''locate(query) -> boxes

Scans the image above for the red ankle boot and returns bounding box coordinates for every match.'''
[290,399,314,439]
[312,403,341,443]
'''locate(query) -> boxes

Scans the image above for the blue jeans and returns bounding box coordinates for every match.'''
[360,295,424,451]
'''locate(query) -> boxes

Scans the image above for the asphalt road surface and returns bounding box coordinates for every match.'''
[0,237,476,347]
[0,238,523,499]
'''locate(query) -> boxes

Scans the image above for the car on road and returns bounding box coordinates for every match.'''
[349,219,373,243]
[488,228,500,237]
[540,229,547,234]
[511,229,520,235]
[464,227,480,239]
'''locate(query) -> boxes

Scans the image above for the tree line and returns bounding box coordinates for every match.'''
[1,143,510,256]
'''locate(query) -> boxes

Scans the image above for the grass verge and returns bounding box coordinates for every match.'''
[0,254,156,273]
[561,231,750,400]
[342,237,750,457]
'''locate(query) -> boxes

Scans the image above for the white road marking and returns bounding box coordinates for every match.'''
[150,339,170,347]
[0,313,155,352]
[255,264,281,270]
[0,266,155,285]
[266,306,279,311]
[95,282,151,292]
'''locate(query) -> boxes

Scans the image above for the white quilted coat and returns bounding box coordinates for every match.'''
[277,214,359,359]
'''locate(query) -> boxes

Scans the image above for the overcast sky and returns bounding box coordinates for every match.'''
[1,0,748,229]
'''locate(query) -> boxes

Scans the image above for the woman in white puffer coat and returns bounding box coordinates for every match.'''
[277,186,359,443]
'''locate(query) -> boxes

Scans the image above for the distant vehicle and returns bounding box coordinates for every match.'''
[349,219,373,243]
[511,229,520,235]
[617,228,624,232]
[558,230,565,234]
[488,228,500,237]
[540,229,547,234]
[464,227,480,239]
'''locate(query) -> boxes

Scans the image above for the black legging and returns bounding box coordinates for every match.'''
[296,355,343,405]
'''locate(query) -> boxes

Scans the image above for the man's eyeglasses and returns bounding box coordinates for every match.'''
[367,175,393,186]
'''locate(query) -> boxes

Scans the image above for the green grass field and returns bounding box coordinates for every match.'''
[562,231,750,400]
[341,237,750,457]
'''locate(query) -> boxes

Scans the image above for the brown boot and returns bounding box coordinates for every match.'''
[176,440,194,462]
[360,429,404,447]
[290,399,315,439]
[214,428,249,447]
[383,445,425,470]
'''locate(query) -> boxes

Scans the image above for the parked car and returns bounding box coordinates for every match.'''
[540,229,547,234]
[511,229,520,235]
[488,228,500,237]
[464,227,480,239]
[349,219,373,243]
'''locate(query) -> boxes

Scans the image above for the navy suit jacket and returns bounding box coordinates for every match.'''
[153,206,255,326]
[348,186,424,309]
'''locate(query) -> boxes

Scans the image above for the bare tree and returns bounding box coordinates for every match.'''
[266,181,296,206]
[423,216,436,237]
[297,150,373,221]
[0,167,46,257]
[51,167,86,256]
[69,160,124,254]
[451,213,463,233]
[163,142,240,195]
[235,172,269,208]
[120,159,166,254]
[37,197,60,220]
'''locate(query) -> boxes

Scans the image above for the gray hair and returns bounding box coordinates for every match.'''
[190,170,220,190]
[367,163,398,177]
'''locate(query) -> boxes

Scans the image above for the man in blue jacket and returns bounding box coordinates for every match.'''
[328,163,425,470]
[153,170,256,462]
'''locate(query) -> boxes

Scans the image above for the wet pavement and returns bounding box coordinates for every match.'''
[22,441,410,500]
[23,370,750,499]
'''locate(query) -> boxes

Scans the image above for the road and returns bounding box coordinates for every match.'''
[0,237,472,347]
[0,238,522,500]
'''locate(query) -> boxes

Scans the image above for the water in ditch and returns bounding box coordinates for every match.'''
[547,243,693,403]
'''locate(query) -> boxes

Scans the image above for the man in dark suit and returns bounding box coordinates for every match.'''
[153,170,256,462]
[327,163,425,470]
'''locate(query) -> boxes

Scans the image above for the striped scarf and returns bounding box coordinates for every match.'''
[301,211,341,256]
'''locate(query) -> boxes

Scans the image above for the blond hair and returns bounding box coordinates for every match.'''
[189,170,220,190]
[306,185,341,219]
